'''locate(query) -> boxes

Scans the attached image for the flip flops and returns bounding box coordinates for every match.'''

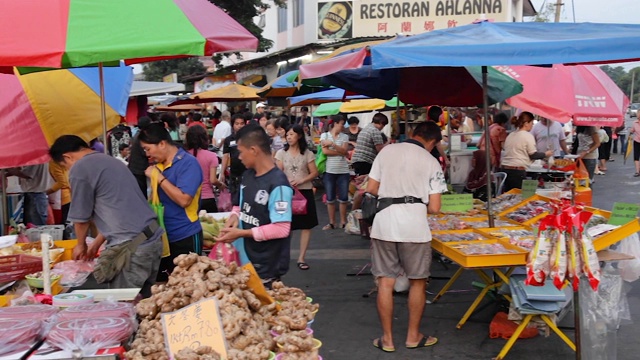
[372,337,395,353]
[297,262,310,270]
[322,224,335,230]
[406,335,438,349]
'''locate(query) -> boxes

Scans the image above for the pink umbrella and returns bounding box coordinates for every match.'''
[496,64,629,127]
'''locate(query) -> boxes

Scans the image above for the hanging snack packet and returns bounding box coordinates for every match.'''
[567,233,582,291]
[579,233,601,291]
[526,228,552,286]
[551,231,567,290]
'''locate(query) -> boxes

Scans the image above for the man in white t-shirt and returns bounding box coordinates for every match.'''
[531,118,569,157]
[212,111,232,157]
[365,121,447,352]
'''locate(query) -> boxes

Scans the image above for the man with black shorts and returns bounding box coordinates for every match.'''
[351,113,388,175]
[365,121,447,352]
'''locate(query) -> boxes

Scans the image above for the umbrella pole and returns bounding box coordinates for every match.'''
[1,170,7,235]
[482,66,494,228]
[99,63,108,154]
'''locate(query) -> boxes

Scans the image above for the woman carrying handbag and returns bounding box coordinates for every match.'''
[275,124,319,270]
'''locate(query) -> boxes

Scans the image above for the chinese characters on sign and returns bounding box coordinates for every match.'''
[318,0,508,39]
[162,298,228,358]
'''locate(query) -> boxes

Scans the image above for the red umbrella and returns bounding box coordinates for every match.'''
[496,64,629,127]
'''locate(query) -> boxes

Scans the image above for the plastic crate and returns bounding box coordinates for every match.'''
[0,254,43,283]
[25,225,65,241]
[441,239,528,268]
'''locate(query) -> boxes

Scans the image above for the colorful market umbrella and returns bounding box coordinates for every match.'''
[0,66,133,168]
[0,0,258,69]
[497,65,628,127]
[323,65,523,106]
[312,99,386,117]
[171,83,262,105]
[288,88,368,107]
[257,70,329,98]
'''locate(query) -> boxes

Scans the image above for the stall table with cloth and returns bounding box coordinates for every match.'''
[429,193,640,359]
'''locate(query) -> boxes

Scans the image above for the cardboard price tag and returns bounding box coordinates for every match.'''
[162,298,228,358]
[521,180,538,198]
[440,194,473,213]
[608,202,640,226]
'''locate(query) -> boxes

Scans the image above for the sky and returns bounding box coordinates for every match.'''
[530,0,640,69]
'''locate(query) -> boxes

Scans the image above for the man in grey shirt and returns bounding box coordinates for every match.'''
[49,135,164,297]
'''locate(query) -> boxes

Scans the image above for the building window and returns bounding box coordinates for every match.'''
[278,6,288,33]
[292,0,304,27]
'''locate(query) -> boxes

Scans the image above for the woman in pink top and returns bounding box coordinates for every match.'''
[185,126,226,212]
[478,112,508,168]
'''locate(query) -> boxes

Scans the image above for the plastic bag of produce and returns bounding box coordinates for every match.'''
[217,189,233,212]
[48,317,135,356]
[344,210,361,235]
[208,242,240,266]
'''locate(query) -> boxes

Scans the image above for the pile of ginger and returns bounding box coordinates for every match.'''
[125,254,276,360]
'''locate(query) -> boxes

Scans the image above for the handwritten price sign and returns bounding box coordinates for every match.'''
[440,194,473,213]
[162,298,228,358]
[608,202,640,226]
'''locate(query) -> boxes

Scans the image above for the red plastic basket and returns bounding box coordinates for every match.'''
[0,255,43,283]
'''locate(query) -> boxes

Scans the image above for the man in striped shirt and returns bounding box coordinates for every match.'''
[351,113,389,175]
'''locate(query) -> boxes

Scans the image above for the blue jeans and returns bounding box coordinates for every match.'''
[23,192,48,225]
[323,172,350,203]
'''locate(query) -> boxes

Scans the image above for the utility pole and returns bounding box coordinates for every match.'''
[554,0,563,22]
[630,71,636,103]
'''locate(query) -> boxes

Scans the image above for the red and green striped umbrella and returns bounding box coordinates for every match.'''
[0,0,258,68]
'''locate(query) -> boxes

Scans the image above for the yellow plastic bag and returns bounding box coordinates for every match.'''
[150,169,171,258]
[241,262,277,307]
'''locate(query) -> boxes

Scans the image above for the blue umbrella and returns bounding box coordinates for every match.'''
[288,88,368,107]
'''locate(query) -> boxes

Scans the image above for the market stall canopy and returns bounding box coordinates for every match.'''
[171,83,261,105]
[497,65,629,127]
[370,22,640,69]
[257,70,329,98]
[312,99,386,117]
[288,88,368,107]
[0,66,133,168]
[323,65,523,106]
[154,104,204,112]
[130,81,185,97]
[0,0,259,69]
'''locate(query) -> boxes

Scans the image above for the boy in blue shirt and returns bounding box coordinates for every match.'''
[216,125,293,285]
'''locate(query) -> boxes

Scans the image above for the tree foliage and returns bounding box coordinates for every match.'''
[600,65,640,103]
[142,58,206,82]
[532,2,555,22]
[143,0,285,81]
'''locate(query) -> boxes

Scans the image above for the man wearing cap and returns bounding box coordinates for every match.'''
[252,103,267,122]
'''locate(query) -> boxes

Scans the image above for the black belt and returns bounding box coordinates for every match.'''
[378,196,425,212]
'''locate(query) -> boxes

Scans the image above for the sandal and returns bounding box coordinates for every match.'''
[373,337,395,353]
[406,335,438,349]
[297,262,310,270]
[322,224,335,230]
[634,173,640,177]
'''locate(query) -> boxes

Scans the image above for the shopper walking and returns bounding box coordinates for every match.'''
[629,117,640,176]
[185,125,226,213]
[365,121,447,353]
[139,122,203,282]
[575,126,601,183]
[275,125,319,270]
[320,115,351,230]
[220,114,248,205]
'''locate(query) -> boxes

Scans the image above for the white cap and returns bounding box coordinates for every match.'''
[256,102,266,108]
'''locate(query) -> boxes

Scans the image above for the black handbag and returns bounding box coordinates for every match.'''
[361,193,379,224]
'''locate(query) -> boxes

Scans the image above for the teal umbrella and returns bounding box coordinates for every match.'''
[257,70,329,98]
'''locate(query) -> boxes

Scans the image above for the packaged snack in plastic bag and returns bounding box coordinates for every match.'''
[0,304,58,321]
[52,260,95,287]
[58,299,135,321]
[551,231,568,290]
[48,317,135,356]
[567,234,583,291]
[579,233,601,291]
[526,228,552,286]
[0,319,43,356]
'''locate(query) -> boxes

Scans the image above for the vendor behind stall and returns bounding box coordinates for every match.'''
[49,135,164,298]
[499,112,553,192]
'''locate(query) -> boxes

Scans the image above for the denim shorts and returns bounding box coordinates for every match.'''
[323,172,350,203]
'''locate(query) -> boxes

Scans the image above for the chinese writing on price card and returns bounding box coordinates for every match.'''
[440,193,473,213]
[162,298,228,358]
[608,202,640,226]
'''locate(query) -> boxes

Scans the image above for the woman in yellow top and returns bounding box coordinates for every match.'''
[47,159,71,225]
